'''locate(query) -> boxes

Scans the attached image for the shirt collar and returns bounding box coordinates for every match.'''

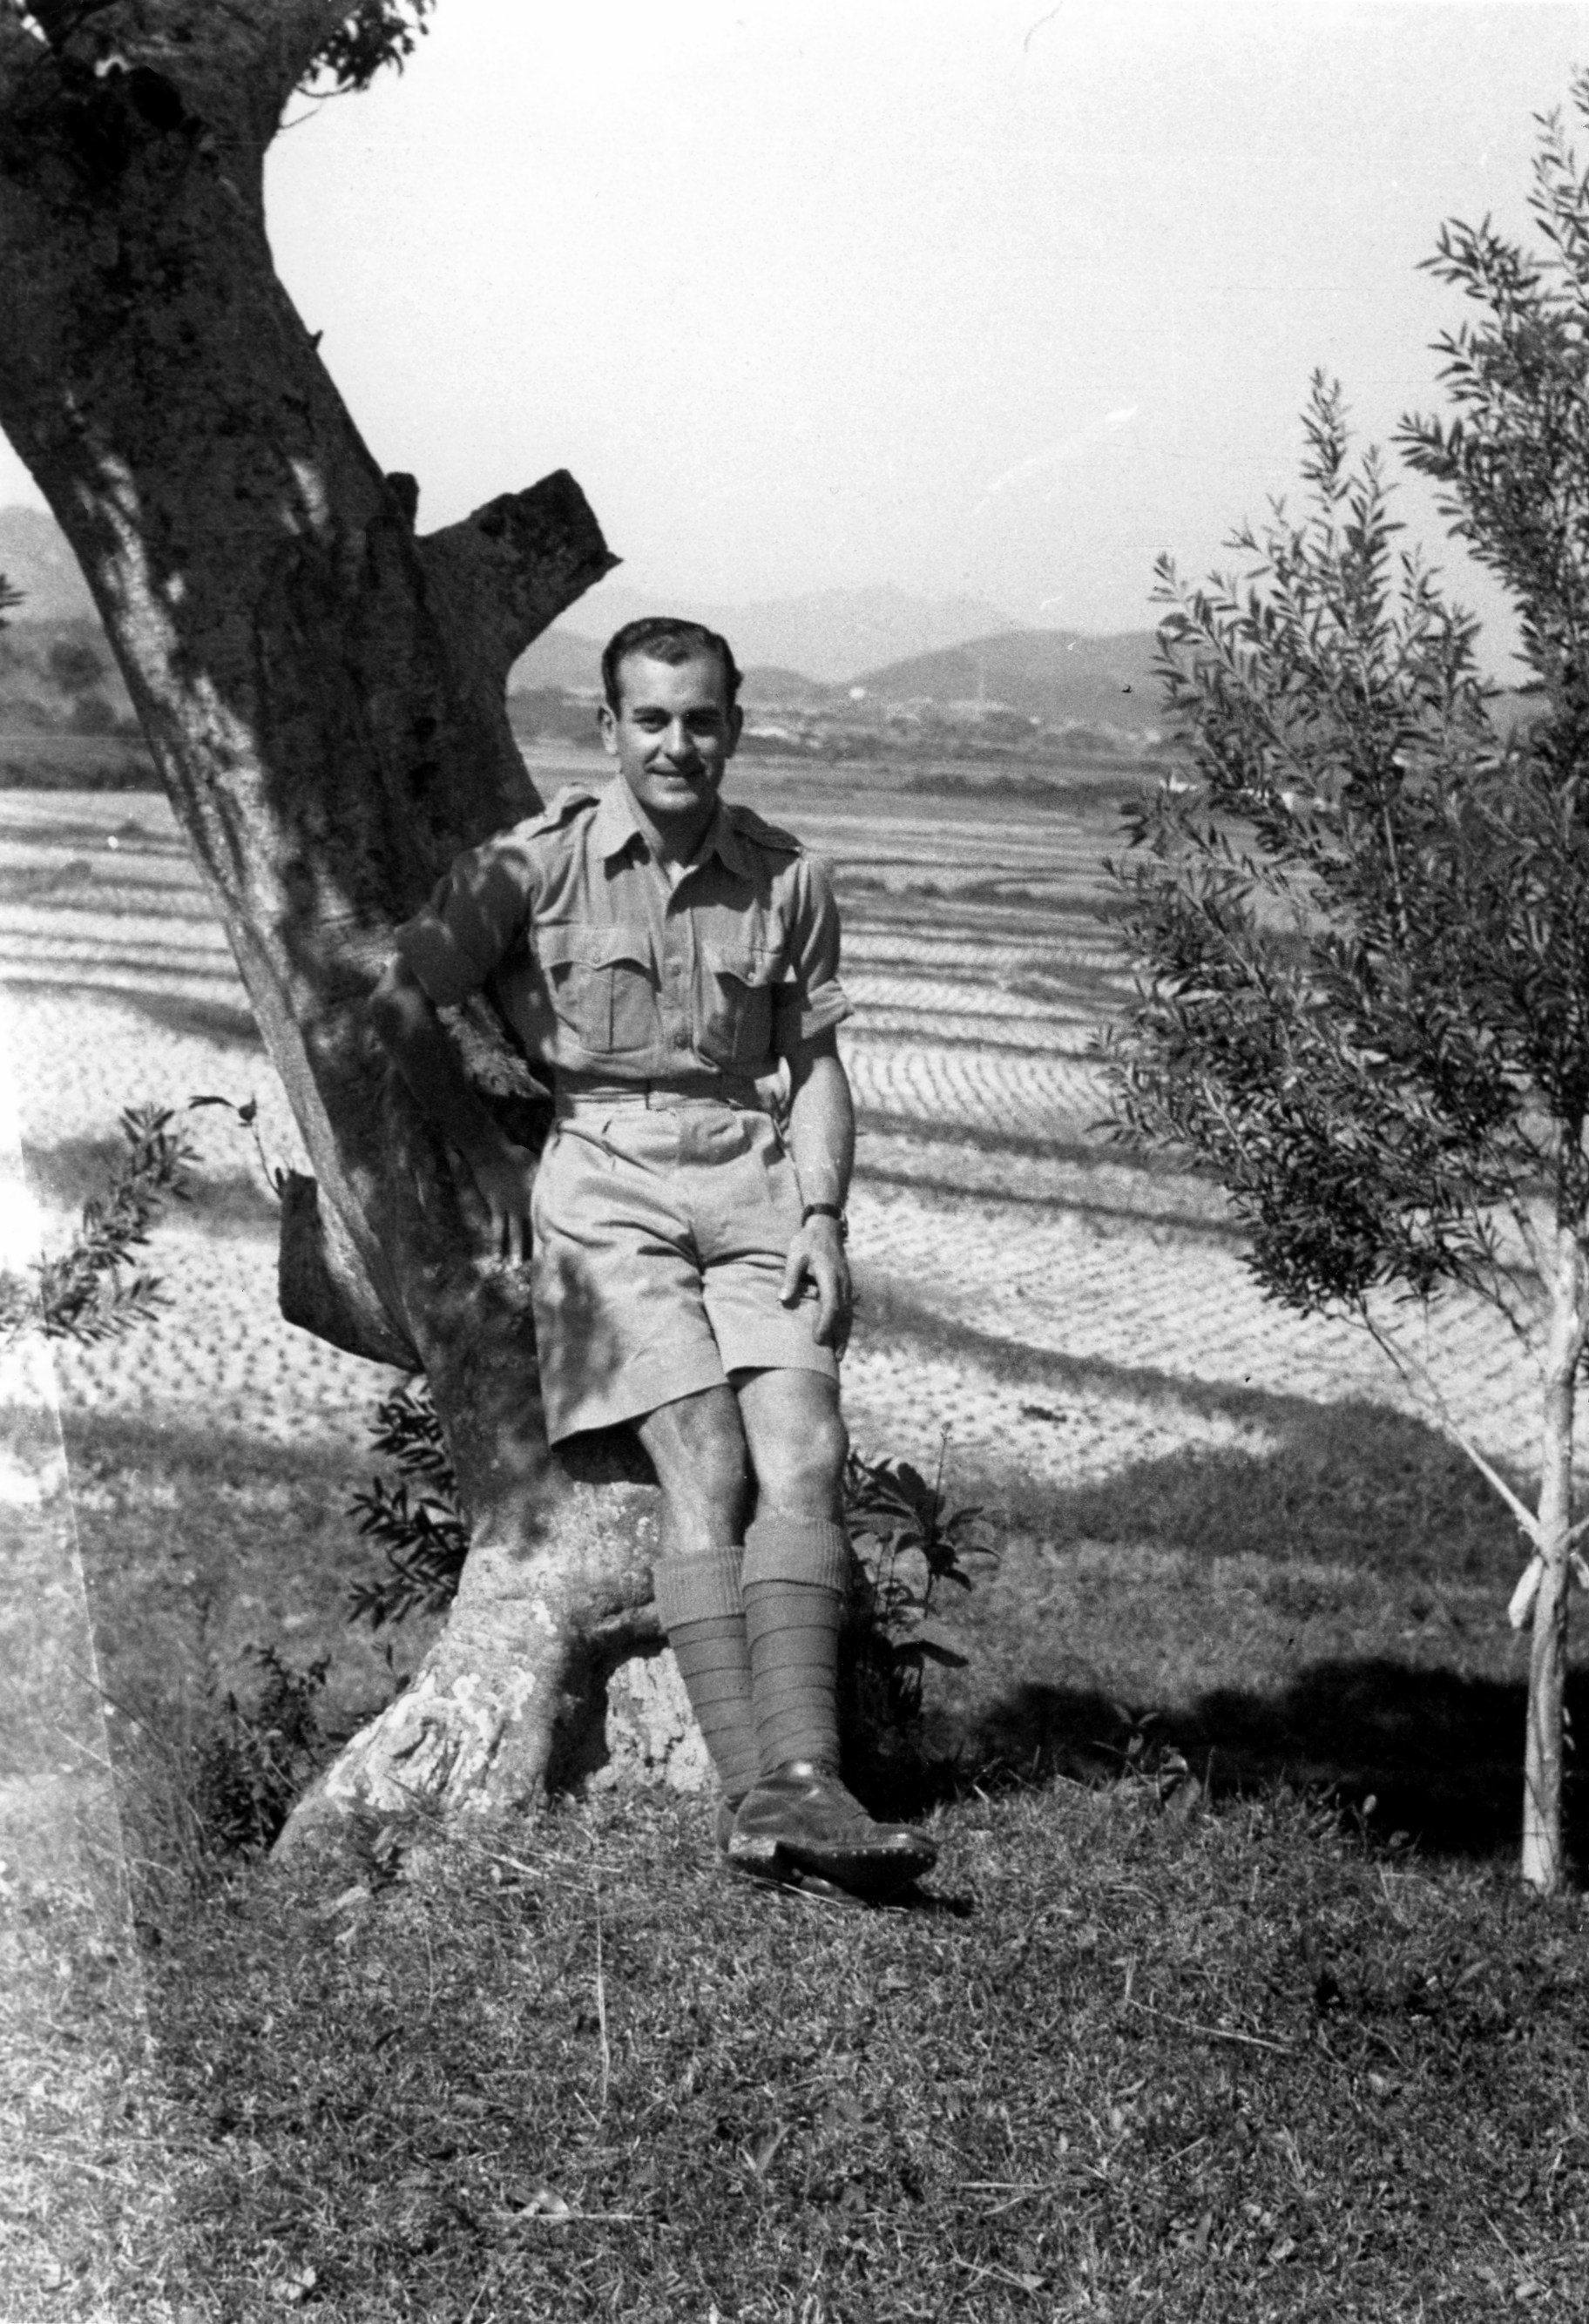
[593,780,646,861]
[593,781,753,879]
[705,802,754,880]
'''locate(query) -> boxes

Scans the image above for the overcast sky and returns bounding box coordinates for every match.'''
[4,0,1587,655]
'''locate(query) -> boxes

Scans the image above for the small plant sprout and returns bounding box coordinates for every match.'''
[1105,81,1589,1892]
[188,1091,287,1199]
[840,1429,997,1780]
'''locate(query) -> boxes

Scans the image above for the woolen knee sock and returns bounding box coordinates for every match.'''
[740,1516,853,1774]
[652,1546,761,1802]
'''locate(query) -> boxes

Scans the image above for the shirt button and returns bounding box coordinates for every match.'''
[673,1030,688,1048]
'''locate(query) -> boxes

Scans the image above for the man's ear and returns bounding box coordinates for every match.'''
[598,701,619,758]
[725,703,745,758]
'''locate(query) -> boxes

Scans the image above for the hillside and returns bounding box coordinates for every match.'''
[0,615,136,733]
[511,582,1022,689]
[850,627,1163,727]
[505,626,605,696]
[738,663,842,712]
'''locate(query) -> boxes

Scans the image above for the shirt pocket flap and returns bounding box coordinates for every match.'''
[700,942,783,988]
[537,922,653,973]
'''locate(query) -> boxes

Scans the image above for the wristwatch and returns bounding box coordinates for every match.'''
[802,1202,849,1240]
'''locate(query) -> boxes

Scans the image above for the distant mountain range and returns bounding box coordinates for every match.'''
[0,508,1038,692]
[848,628,1163,726]
[516,580,1023,688]
[511,624,1163,727]
[0,503,1160,724]
[508,590,1163,722]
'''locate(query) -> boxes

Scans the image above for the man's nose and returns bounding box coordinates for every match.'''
[657,720,698,761]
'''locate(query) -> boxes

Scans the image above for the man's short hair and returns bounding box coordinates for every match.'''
[600,617,744,714]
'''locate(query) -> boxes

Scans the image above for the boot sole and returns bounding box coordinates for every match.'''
[727,1831,936,1897]
[723,1854,881,1909]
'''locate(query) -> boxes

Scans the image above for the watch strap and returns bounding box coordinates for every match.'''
[802,1202,849,1240]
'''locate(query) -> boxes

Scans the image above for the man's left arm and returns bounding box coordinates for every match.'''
[780,1028,855,1355]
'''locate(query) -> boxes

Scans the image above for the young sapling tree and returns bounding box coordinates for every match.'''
[1106,84,1589,1891]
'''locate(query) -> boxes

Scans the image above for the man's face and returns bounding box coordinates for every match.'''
[599,652,742,838]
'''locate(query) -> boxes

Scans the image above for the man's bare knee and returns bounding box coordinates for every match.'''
[749,1403,849,1517]
[635,1386,749,1533]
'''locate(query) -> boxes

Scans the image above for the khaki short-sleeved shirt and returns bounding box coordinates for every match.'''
[394,780,851,1085]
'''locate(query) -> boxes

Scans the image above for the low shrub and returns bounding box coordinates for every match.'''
[839,1434,995,1795]
[191,1644,330,1855]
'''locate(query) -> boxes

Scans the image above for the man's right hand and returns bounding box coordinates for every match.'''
[371,963,538,1262]
[468,1145,539,1267]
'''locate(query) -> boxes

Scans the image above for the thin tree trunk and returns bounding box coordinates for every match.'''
[0,6,691,1856]
[1522,1226,1584,1893]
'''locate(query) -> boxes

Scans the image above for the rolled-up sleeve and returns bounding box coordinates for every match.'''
[774,851,852,1055]
[393,837,538,1006]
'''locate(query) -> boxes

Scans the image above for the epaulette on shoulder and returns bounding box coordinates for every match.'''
[510,783,600,841]
[727,801,802,855]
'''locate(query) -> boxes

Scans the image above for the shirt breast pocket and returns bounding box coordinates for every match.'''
[699,942,782,1071]
[536,922,656,1056]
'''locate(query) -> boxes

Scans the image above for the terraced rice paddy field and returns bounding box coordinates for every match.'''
[0,747,1572,1847]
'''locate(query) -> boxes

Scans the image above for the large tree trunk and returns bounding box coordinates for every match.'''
[0,3,685,1856]
[1521,1226,1584,1894]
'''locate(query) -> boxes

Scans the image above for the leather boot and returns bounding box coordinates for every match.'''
[726,1759,936,1898]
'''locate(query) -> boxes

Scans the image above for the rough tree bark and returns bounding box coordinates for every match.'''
[0,2,686,1855]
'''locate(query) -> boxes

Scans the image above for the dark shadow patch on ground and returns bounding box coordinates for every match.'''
[60,1404,376,1488]
[1005,1402,1519,1586]
[949,1661,1589,1868]
[0,882,225,921]
[57,1406,418,1774]
[855,1156,1243,1236]
[0,976,264,1046]
[25,1132,281,1228]
[855,1109,1154,1169]
[849,1024,1091,1058]
[856,1272,1341,1436]
[841,902,1109,947]
[840,889,1110,935]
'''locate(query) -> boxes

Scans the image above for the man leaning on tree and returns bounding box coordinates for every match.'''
[370,616,936,1904]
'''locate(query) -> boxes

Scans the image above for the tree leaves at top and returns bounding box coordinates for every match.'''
[306,1,434,96]
[1400,70,1589,748]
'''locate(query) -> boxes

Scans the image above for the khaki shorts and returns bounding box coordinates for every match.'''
[530,1088,840,1444]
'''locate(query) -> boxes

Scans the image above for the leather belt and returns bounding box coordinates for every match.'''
[553,1078,765,1115]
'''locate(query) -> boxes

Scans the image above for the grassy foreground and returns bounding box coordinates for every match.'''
[6,1773,1589,2322]
[5,1386,1587,2318]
